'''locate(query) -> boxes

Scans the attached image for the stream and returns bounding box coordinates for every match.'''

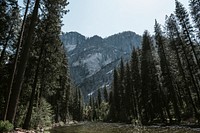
[49,122,200,133]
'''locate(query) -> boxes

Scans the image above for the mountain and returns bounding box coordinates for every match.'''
[60,31,141,100]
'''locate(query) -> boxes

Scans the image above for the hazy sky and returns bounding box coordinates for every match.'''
[62,0,188,37]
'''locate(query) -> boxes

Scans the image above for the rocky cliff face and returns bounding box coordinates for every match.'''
[60,31,141,100]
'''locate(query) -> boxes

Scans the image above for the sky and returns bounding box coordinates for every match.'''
[61,0,189,37]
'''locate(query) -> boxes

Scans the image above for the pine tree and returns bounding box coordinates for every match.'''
[155,20,181,123]
[3,0,30,121]
[189,0,200,40]
[92,97,97,121]
[140,30,164,124]
[89,97,93,121]
[124,62,134,122]
[59,51,71,123]
[6,0,40,124]
[175,0,200,71]
[140,30,154,124]
[0,0,21,121]
[22,42,44,129]
[166,14,200,121]
[118,58,126,122]
[108,90,115,121]
[97,89,102,107]
[103,86,108,103]
[112,68,119,121]
[89,95,93,107]
[72,88,83,121]
[0,0,19,65]
[21,0,69,128]
[130,47,142,122]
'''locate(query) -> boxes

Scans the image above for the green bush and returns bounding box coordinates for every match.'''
[30,98,53,128]
[0,120,14,132]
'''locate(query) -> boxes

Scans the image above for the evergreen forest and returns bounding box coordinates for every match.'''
[0,0,200,132]
[0,0,83,131]
[84,0,200,126]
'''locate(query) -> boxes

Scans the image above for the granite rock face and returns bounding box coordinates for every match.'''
[60,31,141,100]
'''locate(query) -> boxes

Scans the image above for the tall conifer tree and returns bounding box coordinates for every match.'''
[6,0,40,124]
[155,20,181,122]
[189,0,200,41]
[175,0,200,71]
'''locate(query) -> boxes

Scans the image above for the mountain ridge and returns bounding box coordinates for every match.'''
[60,31,141,100]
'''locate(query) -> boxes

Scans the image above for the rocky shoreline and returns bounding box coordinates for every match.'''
[9,120,79,133]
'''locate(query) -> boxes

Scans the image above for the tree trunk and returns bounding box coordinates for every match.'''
[23,46,44,129]
[3,0,30,121]
[6,0,40,123]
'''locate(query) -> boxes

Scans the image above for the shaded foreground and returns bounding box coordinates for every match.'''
[50,122,200,133]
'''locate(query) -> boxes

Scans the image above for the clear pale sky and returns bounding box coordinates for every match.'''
[61,0,189,37]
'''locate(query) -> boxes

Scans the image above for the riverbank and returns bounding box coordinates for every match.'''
[9,121,200,133]
[50,122,200,133]
[8,120,79,133]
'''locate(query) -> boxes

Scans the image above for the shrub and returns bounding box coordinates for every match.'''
[0,120,14,132]
[30,98,53,128]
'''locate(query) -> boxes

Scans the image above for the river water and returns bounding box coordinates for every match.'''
[49,122,200,133]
